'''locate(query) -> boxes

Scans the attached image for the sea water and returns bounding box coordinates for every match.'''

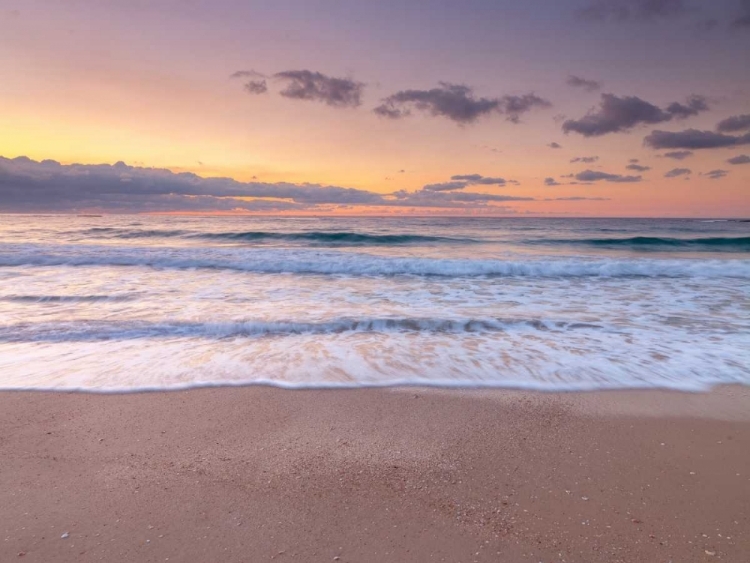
[0,215,748,392]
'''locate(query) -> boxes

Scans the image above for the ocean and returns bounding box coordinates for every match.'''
[0,214,748,392]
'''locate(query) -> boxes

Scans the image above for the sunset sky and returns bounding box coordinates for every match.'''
[1,0,749,216]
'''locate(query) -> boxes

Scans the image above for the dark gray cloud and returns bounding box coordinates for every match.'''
[704,169,729,179]
[544,177,562,186]
[664,167,691,177]
[273,70,364,108]
[574,169,642,182]
[727,154,750,165]
[664,95,709,119]
[548,142,562,149]
[422,181,468,192]
[570,156,599,163]
[231,70,269,96]
[501,95,552,123]
[374,82,550,124]
[626,163,651,171]
[420,174,515,192]
[232,69,364,108]
[716,114,750,133]
[0,156,385,213]
[243,80,268,95]
[644,129,750,149]
[397,172,529,208]
[566,75,602,92]
[450,174,511,185]
[563,94,709,137]
[577,0,688,22]
[662,150,694,160]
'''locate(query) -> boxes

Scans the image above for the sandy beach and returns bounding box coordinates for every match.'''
[1,386,748,563]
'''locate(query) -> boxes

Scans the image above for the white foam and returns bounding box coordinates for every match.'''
[0,316,603,342]
[2,225,749,393]
[2,243,750,278]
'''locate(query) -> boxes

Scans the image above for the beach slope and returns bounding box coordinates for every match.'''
[1,386,748,562]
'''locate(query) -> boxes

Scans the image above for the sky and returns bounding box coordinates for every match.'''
[0,0,749,216]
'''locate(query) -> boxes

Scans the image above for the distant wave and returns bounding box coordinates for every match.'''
[80,228,473,245]
[0,294,135,303]
[531,236,750,252]
[81,228,189,239]
[2,244,750,278]
[0,317,606,342]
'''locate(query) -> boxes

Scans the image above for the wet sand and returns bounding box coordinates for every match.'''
[1,386,748,562]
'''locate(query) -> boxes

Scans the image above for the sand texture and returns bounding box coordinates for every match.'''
[1,386,748,562]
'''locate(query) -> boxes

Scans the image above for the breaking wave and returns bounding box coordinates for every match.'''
[2,244,749,278]
[79,228,473,245]
[533,236,750,252]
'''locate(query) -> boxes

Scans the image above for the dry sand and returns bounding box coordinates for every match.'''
[1,385,748,562]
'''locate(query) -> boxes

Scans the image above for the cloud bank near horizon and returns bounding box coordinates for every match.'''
[0,157,604,214]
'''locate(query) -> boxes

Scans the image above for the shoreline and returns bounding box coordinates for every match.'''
[2,386,748,562]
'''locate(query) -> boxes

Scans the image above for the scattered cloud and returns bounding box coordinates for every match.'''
[574,169,642,182]
[374,82,550,124]
[450,174,512,185]
[662,150,693,160]
[548,142,562,149]
[570,156,599,163]
[645,129,750,149]
[626,163,651,171]
[544,177,562,186]
[703,169,729,180]
[231,69,364,107]
[716,114,750,133]
[419,174,517,192]
[566,75,602,92]
[629,158,640,163]
[563,94,709,137]
[422,181,468,192]
[727,154,750,165]
[274,70,364,108]
[244,80,268,95]
[664,167,691,177]
[664,95,709,119]
[577,0,688,22]
[231,70,270,96]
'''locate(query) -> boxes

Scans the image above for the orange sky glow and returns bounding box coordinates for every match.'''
[0,1,748,217]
